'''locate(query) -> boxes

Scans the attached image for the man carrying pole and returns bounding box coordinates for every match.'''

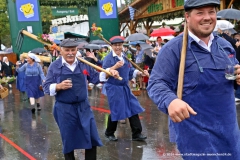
[147,0,240,159]
[102,36,148,141]
[43,39,119,160]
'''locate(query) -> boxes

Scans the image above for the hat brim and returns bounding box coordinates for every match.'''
[185,3,219,11]
[110,36,125,44]
[60,44,78,47]
[110,40,124,44]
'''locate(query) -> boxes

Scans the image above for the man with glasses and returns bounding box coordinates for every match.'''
[101,36,148,141]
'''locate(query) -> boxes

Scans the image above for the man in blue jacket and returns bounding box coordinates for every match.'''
[147,0,240,159]
[102,36,148,141]
[43,39,119,160]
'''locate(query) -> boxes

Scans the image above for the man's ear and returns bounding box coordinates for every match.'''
[185,12,189,23]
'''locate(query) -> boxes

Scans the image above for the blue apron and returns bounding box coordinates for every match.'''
[25,63,44,99]
[170,44,240,159]
[16,62,26,92]
[54,65,102,154]
[105,56,145,121]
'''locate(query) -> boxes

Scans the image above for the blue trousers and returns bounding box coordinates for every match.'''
[236,85,240,98]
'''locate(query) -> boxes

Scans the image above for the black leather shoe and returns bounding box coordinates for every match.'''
[31,108,36,114]
[132,134,147,141]
[37,103,41,111]
[105,134,118,141]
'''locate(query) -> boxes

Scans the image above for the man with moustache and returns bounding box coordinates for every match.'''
[147,0,240,159]
[102,36,148,141]
[43,39,119,160]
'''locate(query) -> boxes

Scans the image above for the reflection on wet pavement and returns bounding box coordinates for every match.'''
[0,84,239,160]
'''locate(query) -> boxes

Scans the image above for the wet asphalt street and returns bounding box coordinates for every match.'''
[0,83,239,160]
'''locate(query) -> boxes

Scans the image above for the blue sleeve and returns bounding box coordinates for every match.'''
[80,62,100,84]
[16,63,27,72]
[221,33,237,48]
[96,59,103,65]
[43,63,55,95]
[37,64,46,81]
[218,37,239,65]
[102,55,114,69]
[147,46,179,114]
[128,63,135,80]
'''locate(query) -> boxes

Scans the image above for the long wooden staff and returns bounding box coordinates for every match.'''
[98,35,149,77]
[177,22,188,99]
[20,30,122,80]
[22,30,52,47]
[76,57,122,80]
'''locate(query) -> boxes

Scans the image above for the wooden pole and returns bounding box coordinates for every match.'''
[21,53,51,63]
[20,30,122,80]
[177,22,188,99]
[22,30,52,47]
[76,57,122,81]
[227,0,235,9]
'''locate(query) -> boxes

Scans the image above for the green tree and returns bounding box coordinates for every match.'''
[0,0,10,50]
[124,0,134,6]
[40,6,54,34]
[40,0,97,6]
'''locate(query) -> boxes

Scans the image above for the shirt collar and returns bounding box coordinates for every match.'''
[112,50,123,57]
[188,30,214,45]
[61,57,78,66]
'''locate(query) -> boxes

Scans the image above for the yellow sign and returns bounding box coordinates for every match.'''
[102,2,113,16]
[20,3,34,18]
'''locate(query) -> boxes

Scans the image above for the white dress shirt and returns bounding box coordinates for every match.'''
[188,30,214,52]
[99,50,139,82]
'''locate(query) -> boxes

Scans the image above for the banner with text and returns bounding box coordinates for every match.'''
[52,8,79,16]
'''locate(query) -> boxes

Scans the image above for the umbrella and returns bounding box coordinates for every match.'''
[149,37,157,41]
[83,44,100,50]
[53,39,61,44]
[217,8,240,20]
[129,41,145,46]
[223,28,237,35]
[139,43,153,51]
[90,40,107,45]
[31,48,47,53]
[77,42,89,49]
[161,36,175,40]
[145,49,153,57]
[150,28,175,37]
[76,39,88,43]
[125,33,149,41]
[213,28,237,35]
[5,48,13,52]
[214,20,234,31]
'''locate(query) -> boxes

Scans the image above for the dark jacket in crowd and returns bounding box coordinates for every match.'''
[2,61,14,76]
[221,33,240,62]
